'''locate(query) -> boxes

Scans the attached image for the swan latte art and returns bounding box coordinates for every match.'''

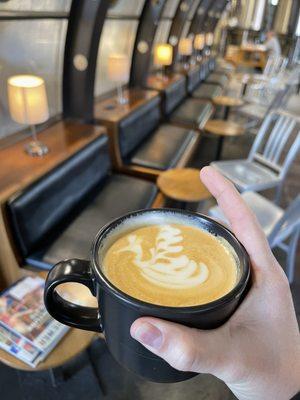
[103,224,238,307]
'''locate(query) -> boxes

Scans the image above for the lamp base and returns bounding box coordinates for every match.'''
[24,141,49,157]
[117,85,128,105]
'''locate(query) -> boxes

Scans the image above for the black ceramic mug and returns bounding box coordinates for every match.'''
[44,209,250,383]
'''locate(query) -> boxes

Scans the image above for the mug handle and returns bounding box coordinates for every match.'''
[44,259,102,332]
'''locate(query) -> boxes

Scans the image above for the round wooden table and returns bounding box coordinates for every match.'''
[0,277,99,372]
[212,95,244,120]
[0,328,96,372]
[157,168,211,209]
[204,119,245,160]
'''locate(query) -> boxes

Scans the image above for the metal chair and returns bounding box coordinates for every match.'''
[211,110,300,203]
[237,81,292,128]
[208,192,300,283]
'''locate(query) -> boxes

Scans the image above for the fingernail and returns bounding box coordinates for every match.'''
[131,322,163,349]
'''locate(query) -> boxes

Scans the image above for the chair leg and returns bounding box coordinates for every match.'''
[274,183,283,205]
[286,228,300,284]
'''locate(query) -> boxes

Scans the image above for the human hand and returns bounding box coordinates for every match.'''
[130,166,300,400]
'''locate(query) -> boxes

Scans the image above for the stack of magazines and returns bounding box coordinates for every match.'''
[0,276,69,367]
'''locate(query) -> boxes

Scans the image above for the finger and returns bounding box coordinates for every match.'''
[130,317,230,375]
[200,166,274,272]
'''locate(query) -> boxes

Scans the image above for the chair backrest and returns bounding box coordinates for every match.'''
[248,110,300,178]
[264,56,288,77]
[269,195,300,246]
[7,135,111,258]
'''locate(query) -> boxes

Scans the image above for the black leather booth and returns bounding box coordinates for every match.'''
[117,96,198,171]
[192,82,223,100]
[145,77,213,130]
[7,135,157,269]
[206,71,229,87]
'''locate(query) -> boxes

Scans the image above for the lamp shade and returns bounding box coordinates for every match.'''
[194,34,205,50]
[205,32,214,46]
[107,54,129,82]
[7,75,49,125]
[178,38,193,56]
[154,43,173,66]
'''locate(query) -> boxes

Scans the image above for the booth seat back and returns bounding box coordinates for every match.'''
[118,96,161,158]
[7,135,111,258]
[187,65,202,93]
[164,77,186,115]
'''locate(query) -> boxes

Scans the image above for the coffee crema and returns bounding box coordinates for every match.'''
[103,224,238,307]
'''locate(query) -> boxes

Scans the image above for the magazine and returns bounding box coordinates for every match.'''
[0,324,42,367]
[0,276,69,367]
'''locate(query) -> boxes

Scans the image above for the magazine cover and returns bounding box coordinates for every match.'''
[0,324,42,367]
[0,276,69,353]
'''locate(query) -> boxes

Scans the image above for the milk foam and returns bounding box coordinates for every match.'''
[117,225,209,289]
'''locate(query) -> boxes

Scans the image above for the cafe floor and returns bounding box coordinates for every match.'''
[1,95,300,400]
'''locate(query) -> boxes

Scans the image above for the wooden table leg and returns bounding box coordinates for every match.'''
[224,105,230,120]
[216,136,225,160]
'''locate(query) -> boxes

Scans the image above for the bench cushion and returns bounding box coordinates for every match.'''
[7,135,111,258]
[30,174,157,267]
[206,72,228,87]
[192,82,223,100]
[118,96,161,158]
[129,124,196,170]
[170,99,213,129]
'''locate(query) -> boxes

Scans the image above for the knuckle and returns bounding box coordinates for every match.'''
[169,340,197,372]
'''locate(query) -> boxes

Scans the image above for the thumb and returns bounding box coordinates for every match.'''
[130,317,230,374]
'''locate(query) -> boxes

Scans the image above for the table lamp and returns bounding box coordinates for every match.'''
[194,33,205,62]
[205,32,214,56]
[107,54,129,105]
[154,43,173,80]
[7,75,49,157]
[178,37,193,70]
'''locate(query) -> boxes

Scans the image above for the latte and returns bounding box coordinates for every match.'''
[103,224,238,307]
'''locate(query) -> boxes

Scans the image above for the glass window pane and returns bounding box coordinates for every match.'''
[153,20,172,45]
[187,0,201,19]
[0,19,67,139]
[162,0,180,18]
[94,20,138,97]
[107,0,145,17]
[0,0,71,12]
[181,20,192,38]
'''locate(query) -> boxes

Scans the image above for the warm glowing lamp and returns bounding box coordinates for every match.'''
[154,43,173,66]
[154,43,173,80]
[206,32,214,47]
[178,37,193,56]
[7,75,49,157]
[107,54,129,104]
[194,34,205,50]
[178,37,193,70]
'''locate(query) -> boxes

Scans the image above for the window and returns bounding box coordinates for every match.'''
[0,0,71,12]
[153,20,173,45]
[94,20,138,97]
[0,19,67,139]
[162,0,181,18]
[94,0,145,98]
[107,0,145,17]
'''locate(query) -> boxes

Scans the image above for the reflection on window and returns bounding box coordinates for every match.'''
[107,0,145,17]
[162,0,181,18]
[153,20,172,45]
[0,20,67,139]
[0,0,72,12]
[94,20,138,97]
